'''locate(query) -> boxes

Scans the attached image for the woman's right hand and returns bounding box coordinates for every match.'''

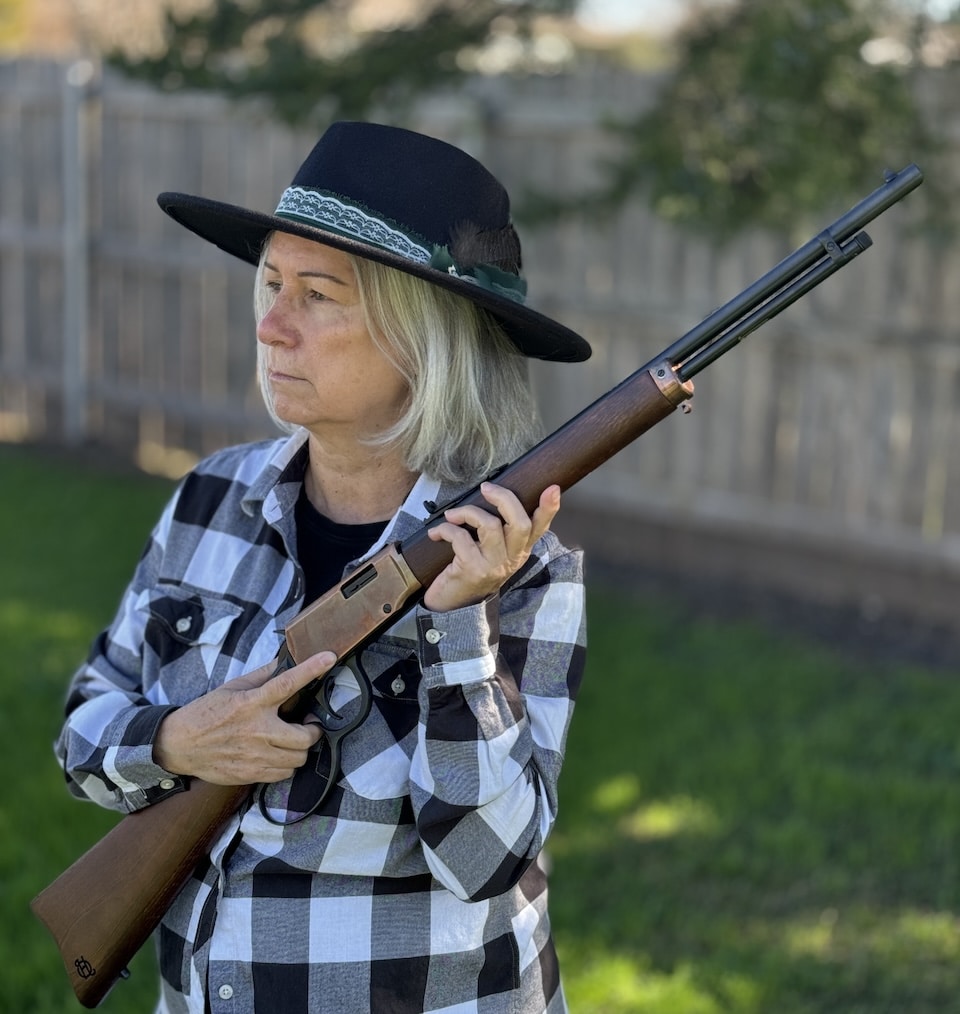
[153,651,335,785]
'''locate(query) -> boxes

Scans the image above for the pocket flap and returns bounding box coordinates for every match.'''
[137,586,243,646]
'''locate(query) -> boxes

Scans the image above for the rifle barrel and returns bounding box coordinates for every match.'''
[677,231,872,380]
[657,164,924,372]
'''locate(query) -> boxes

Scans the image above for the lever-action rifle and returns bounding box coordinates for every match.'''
[32,165,924,1008]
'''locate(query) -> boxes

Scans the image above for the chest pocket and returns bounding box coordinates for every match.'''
[137,585,244,702]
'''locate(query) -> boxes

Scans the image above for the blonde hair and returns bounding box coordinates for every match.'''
[254,235,542,485]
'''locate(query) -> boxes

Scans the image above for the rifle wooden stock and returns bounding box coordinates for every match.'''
[31,781,249,1008]
[31,165,924,1007]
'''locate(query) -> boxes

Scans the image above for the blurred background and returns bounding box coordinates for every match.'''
[3,0,960,631]
[5,2,960,1011]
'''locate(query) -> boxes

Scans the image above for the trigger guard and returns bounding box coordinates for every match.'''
[257,655,374,825]
[314,661,373,734]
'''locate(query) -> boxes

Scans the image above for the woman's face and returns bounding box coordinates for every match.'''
[257,233,409,443]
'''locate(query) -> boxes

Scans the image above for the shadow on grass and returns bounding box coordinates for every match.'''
[549,589,960,1013]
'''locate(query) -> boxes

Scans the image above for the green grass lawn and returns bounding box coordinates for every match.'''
[3,441,959,1012]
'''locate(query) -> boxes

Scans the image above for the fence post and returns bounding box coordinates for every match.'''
[60,59,96,445]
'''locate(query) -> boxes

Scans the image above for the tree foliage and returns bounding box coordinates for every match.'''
[106,0,576,124]
[523,0,952,237]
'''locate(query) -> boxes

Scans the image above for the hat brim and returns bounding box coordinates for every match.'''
[157,193,591,363]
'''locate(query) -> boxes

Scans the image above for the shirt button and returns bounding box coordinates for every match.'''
[175,617,192,634]
[159,778,176,790]
[218,984,234,1000]
[425,628,443,644]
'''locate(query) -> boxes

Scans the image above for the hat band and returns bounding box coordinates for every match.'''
[274,186,527,306]
[275,187,433,264]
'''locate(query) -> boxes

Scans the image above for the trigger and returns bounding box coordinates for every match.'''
[315,675,343,723]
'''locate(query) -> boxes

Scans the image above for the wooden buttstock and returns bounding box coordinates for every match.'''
[31,780,250,1009]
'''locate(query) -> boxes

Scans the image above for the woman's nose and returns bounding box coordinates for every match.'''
[257,298,296,347]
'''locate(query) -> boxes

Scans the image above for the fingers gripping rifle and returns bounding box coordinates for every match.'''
[31,165,923,1008]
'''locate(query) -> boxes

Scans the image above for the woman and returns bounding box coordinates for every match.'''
[56,121,589,1014]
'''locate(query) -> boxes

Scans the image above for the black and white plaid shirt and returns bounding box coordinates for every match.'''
[56,430,587,1013]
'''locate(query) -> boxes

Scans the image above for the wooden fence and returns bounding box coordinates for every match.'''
[3,56,960,617]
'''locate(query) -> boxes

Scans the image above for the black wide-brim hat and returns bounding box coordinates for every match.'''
[157,121,590,363]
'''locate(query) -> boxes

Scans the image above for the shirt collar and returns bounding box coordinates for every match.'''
[364,472,441,554]
[240,428,475,556]
[240,430,309,519]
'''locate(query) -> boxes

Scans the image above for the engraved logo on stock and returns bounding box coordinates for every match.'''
[74,956,97,979]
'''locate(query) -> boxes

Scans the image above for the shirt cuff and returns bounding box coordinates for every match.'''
[112,704,190,804]
[415,595,500,687]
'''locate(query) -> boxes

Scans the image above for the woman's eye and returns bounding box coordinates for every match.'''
[261,279,330,302]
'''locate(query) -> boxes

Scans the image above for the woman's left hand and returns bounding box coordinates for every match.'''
[423,481,561,612]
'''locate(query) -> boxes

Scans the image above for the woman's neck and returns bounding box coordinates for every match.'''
[303,435,417,525]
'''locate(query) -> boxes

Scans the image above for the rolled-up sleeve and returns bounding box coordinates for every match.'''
[55,498,189,813]
[409,537,586,901]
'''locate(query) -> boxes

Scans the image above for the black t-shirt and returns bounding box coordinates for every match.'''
[295,488,388,604]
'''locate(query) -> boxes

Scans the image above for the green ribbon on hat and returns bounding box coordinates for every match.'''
[428,246,528,305]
